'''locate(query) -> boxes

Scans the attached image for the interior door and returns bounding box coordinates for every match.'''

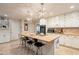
[10,20,21,40]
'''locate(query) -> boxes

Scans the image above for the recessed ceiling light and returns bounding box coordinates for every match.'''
[30,13,33,16]
[27,17,32,21]
[70,5,75,9]
[4,14,8,17]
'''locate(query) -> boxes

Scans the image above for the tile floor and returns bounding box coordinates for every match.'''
[0,40,79,55]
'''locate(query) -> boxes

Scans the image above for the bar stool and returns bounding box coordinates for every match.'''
[20,36,26,47]
[33,38,45,55]
[24,37,34,48]
[24,36,30,47]
[26,37,34,54]
[25,36,29,41]
[27,39,34,48]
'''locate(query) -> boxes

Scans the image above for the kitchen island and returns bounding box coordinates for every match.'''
[21,31,60,55]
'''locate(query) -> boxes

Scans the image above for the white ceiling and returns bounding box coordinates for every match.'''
[0,3,79,20]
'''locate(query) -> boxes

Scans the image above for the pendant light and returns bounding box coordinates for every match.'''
[39,3,47,25]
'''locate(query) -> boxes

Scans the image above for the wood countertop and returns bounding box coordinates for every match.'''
[21,31,60,43]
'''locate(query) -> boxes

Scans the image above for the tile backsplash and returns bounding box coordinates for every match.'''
[63,28,79,36]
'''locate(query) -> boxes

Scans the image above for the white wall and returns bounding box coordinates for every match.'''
[21,20,35,33]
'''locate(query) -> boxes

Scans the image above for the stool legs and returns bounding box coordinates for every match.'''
[35,47,44,55]
[36,47,39,55]
[21,39,26,48]
[27,44,35,55]
[24,40,26,47]
[36,47,42,55]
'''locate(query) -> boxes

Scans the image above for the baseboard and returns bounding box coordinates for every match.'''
[0,39,19,44]
[60,44,79,51]
[10,39,19,42]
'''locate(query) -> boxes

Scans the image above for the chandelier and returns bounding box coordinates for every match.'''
[39,3,47,25]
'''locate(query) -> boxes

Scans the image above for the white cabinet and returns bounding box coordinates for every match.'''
[47,18,56,27]
[47,16,60,27]
[47,19,51,28]
[64,12,79,27]
[0,30,10,43]
[59,35,67,45]
[59,15,65,27]
[59,35,79,49]
[47,11,79,28]
[54,16,59,27]
[64,13,73,27]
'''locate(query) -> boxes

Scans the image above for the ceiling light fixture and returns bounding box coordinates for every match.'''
[39,3,47,25]
[4,14,8,17]
[27,17,32,21]
[70,5,75,9]
[41,3,44,18]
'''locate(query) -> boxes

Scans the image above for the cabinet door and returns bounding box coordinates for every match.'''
[54,16,59,27]
[47,17,57,27]
[69,36,79,48]
[64,14,72,27]
[59,35,67,45]
[60,35,79,49]
[0,31,10,43]
[47,19,52,27]
[59,15,65,27]
[64,12,79,27]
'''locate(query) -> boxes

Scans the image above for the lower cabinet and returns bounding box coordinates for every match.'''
[0,30,10,43]
[59,35,79,49]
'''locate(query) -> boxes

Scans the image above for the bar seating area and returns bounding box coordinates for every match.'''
[20,31,59,55]
[20,34,45,55]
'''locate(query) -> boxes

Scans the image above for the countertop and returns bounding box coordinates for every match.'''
[21,31,60,43]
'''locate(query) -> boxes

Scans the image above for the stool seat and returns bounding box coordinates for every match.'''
[34,42,45,48]
[27,40,34,45]
[25,37,29,40]
[34,42,45,55]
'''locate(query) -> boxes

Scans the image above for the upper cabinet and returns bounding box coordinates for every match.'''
[47,18,54,27]
[58,15,65,27]
[47,16,60,27]
[47,15,65,27]
[47,11,79,28]
[64,12,79,27]
[54,16,59,27]
[0,16,9,30]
